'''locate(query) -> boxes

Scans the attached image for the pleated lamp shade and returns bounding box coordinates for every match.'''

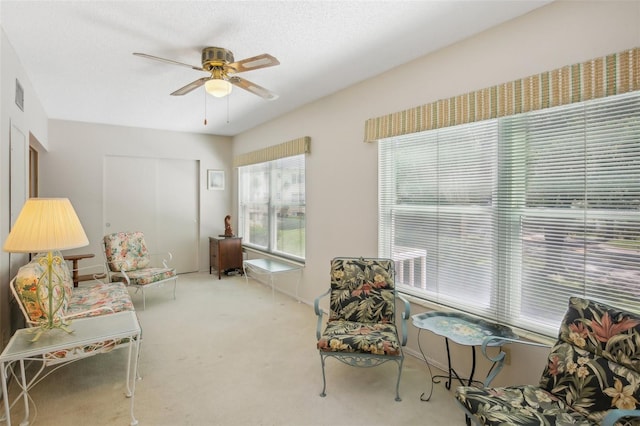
[3,198,89,253]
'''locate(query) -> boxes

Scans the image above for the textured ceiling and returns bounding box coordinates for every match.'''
[0,1,551,136]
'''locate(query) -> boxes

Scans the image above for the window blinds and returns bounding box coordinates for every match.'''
[238,154,306,261]
[379,120,498,315]
[380,91,640,336]
[503,92,640,333]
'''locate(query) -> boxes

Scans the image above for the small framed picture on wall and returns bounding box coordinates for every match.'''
[207,170,225,190]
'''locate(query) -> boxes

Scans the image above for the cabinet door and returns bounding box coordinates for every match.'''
[218,238,241,270]
[219,239,232,267]
[209,238,218,273]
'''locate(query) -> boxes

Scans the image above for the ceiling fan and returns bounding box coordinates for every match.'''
[133,47,280,100]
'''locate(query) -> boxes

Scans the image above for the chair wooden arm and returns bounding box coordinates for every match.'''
[602,409,640,426]
[480,335,551,387]
[314,289,331,340]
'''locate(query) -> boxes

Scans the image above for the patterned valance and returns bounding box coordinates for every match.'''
[233,136,311,167]
[364,47,640,142]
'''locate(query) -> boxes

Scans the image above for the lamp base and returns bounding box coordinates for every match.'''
[26,323,74,342]
[29,252,74,341]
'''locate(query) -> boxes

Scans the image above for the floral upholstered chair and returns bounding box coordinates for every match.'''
[456,296,640,425]
[314,257,410,401]
[103,231,178,310]
[10,251,136,363]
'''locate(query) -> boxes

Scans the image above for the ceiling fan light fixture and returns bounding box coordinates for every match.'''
[205,79,232,98]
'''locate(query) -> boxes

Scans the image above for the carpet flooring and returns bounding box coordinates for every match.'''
[3,272,464,425]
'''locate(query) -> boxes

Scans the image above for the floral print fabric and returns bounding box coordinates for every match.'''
[456,297,640,425]
[110,267,176,286]
[43,336,136,365]
[317,258,401,356]
[67,281,134,318]
[14,252,135,323]
[104,231,151,272]
[328,257,395,323]
[12,252,137,364]
[104,231,176,286]
[318,320,401,355]
[14,251,72,323]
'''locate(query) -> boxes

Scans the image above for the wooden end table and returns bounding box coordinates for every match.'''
[63,253,96,287]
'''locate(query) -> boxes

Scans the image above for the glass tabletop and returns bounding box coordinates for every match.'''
[243,258,301,273]
[1,311,140,360]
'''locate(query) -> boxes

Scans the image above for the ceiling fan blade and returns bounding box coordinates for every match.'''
[226,54,280,73]
[229,76,278,100]
[133,52,205,72]
[171,77,209,96]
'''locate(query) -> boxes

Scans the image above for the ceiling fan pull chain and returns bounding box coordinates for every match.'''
[226,94,230,124]
[204,89,208,126]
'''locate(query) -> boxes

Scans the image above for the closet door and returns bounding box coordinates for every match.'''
[104,156,198,273]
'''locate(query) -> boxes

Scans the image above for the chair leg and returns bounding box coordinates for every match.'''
[395,357,404,402]
[172,278,177,300]
[319,354,327,397]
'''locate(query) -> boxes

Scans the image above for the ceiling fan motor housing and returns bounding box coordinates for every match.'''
[202,47,235,71]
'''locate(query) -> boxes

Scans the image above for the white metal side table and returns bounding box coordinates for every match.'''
[0,311,142,426]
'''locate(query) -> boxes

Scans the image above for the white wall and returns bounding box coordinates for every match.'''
[233,1,640,385]
[0,29,49,347]
[41,120,232,273]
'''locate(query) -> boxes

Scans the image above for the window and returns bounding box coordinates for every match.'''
[238,154,305,261]
[379,91,640,336]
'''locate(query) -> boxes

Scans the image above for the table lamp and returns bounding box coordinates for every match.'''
[3,198,89,337]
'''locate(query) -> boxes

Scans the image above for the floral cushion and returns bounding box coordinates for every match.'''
[14,251,72,323]
[327,257,395,323]
[317,319,401,355]
[455,297,640,425]
[109,267,176,286]
[539,297,640,423]
[456,384,596,425]
[103,231,151,272]
[556,297,640,373]
[317,258,400,356]
[67,281,134,318]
